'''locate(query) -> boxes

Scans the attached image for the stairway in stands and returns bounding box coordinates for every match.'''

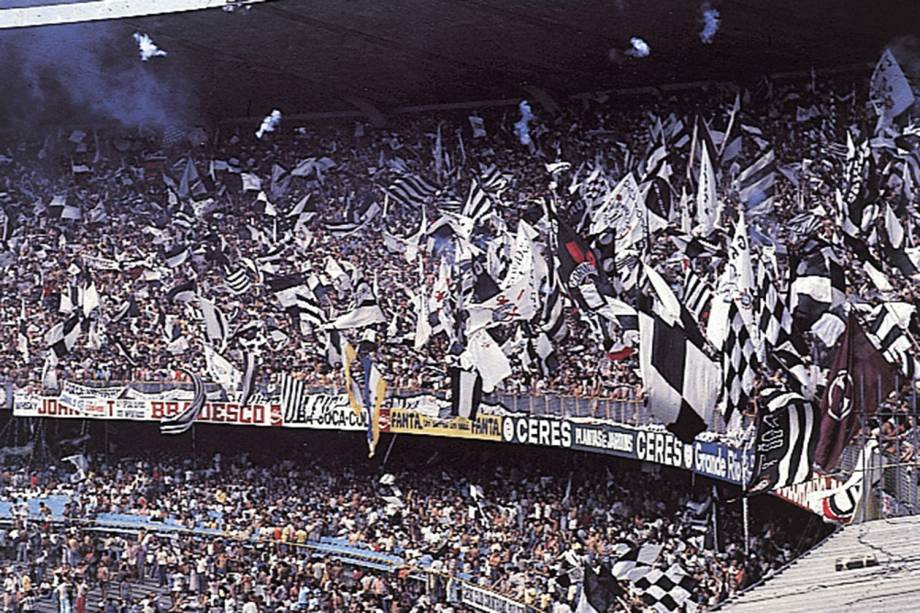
[33,576,173,613]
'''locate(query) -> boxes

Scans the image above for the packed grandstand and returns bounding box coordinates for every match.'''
[1,1,920,612]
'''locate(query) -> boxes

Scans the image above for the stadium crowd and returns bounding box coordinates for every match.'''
[0,448,825,612]
[2,67,916,406]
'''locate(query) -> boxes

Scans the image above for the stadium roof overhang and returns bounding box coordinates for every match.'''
[1,0,917,127]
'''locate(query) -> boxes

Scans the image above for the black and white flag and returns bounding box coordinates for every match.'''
[198,296,228,345]
[160,369,206,435]
[225,267,252,295]
[238,351,258,407]
[450,367,483,421]
[638,270,721,443]
[722,300,759,423]
[747,385,818,494]
[631,564,698,613]
[45,314,82,359]
[682,267,713,324]
[736,148,776,217]
[386,173,438,209]
[329,280,386,330]
[280,373,308,416]
[857,302,919,379]
[164,244,190,268]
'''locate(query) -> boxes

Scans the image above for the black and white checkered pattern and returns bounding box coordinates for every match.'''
[757,264,793,351]
[683,267,713,323]
[722,300,759,423]
[611,542,661,582]
[632,564,698,613]
[638,283,721,443]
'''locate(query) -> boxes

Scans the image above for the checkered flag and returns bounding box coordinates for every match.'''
[722,300,760,423]
[612,542,661,582]
[757,263,798,355]
[757,263,812,396]
[632,563,699,612]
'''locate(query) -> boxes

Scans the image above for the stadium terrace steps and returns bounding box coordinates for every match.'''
[32,576,172,613]
[720,515,920,612]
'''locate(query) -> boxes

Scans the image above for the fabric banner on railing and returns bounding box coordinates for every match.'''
[15,387,757,485]
[282,393,367,431]
[389,408,503,441]
[447,579,530,613]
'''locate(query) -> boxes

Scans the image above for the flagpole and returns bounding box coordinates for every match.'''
[742,436,751,556]
[382,434,398,467]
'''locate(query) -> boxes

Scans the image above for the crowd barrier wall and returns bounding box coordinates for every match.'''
[11,380,914,515]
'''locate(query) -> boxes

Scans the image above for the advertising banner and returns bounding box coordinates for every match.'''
[282,393,367,431]
[389,409,503,441]
[13,387,757,486]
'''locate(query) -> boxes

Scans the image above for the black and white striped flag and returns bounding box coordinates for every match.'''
[450,367,483,421]
[747,385,818,494]
[386,173,438,209]
[461,178,493,222]
[160,369,206,435]
[225,267,252,295]
[280,373,308,416]
[682,267,713,323]
[238,351,258,407]
[737,148,775,217]
[478,164,511,195]
[198,296,228,345]
[857,302,919,379]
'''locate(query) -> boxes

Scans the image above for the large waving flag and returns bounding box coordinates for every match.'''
[160,369,206,435]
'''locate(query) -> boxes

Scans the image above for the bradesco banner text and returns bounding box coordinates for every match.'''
[14,395,282,427]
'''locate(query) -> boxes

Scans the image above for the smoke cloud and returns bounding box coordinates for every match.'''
[699,3,721,44]
[0,2,198,132]
[514,100,534,146]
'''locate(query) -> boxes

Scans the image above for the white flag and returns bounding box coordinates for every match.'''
[589,173,642,240]
[696,145,720,233]
[241,172,262,192]
[870,49,915,123]
[205,346,241,392]
[462,328,511,393]
[727,209,756,323]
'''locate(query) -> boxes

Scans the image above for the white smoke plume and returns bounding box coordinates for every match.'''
[133,32,167,61]
[0,6,198,131]
[625,37,650,58]
[514,100,534,146]
[256,109,282,139]
[699,4,721,44]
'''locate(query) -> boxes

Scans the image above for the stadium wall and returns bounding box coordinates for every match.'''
[9,382,858,515]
